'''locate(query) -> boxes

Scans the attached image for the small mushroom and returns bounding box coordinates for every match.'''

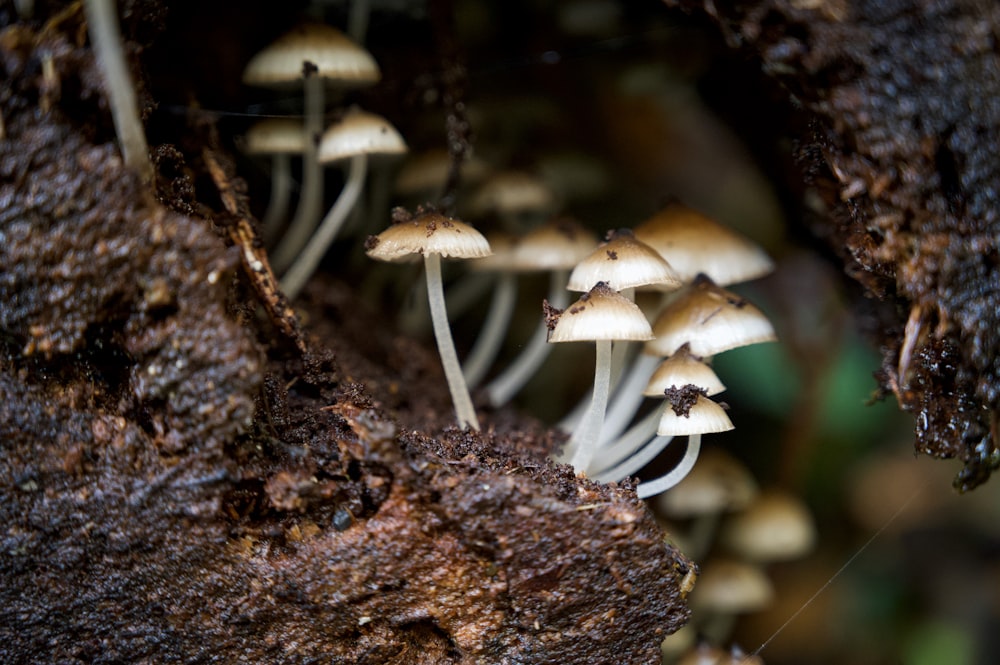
[366,208,491,430]
[547,282,653,471]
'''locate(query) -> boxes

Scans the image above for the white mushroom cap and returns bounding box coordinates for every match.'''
[655,448,758,517]
[365,209,491,262]
[394,148,492,196]
[242,23,381,88]
[318,109,408,163]
[567,229,682,292]
[634,203,775,286]
[507,217,598,271]
[720,490,817,562]
[657,392,734,436]
[690,558,774,614]
[547,282,654,343]
[466,170,557,217]
[647,277,776,357]
[644,345,726,397]
[244,118,306,155]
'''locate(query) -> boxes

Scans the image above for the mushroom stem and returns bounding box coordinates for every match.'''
[566,339,613,471]
[462,272,518,388]
[84,0,153,186]
[348,0,371,43]
[598,353,660,444]
[592,431,675,483]
[280,153,368,300]
[271,73,325,273]
[485,269,570,406]
[557,339,629,433]
[636,433,702,499]
[262,152,293,244]
[425,253,480,431]
[589,401,665,477]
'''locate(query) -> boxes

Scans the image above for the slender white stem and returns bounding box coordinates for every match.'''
[589,401,665,475]
[281,153,368,300]
[262,153,292,244]
[84,0,153,185]
[485,270,570,407]
[636,433,702,499]
[566,339,612,471]
[592,432,675,483]
[399,271,493,336]
[557,339,631,432]
[599,352,660,444]
[462,272,518,388]
[271,74,325,273]
[425,253,480,431]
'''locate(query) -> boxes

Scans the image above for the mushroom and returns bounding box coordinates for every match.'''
[243,118,306,244]
[243,23,380,273]
[690,558,774,647]
[558,229,681,432]
[481,217,598,404]
[281,108,407,300]
[633,203,775,286]
[589,345,725,478]
[366,207,491,430]
[83,0,152,185]
[547,282,653,471]
[719,489,817,563]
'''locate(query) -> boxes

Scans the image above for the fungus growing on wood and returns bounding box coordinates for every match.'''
[366,207,491,430]
[244,23,380,273]
[244,118,306,243]
[547,282,653,471]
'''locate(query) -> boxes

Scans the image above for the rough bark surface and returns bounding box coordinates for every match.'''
[667,0,1000,489]
[0,7,690,663]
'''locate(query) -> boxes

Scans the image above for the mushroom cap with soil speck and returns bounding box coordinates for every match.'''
[657,392,734,436]
[242,23,380,88]
[547,282,654,343]
[365,209,491,262]
[634,203,774,286]
[647,276,776,357]
[318,109,407,163]
[643,344,726,397]
[567,228,682,292]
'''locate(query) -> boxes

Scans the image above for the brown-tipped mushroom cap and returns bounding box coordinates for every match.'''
[634,203,775,286]
[244,118,307,155]
[365,209,491,262]
[647,277,777,357]
[644,345,726,397]
[690,558,774,614]
[655,448,758,518]
[507,217,598,272]
[657,393,734,436]
[567,229,682,293]
[242,23,380,88]
[548,282,654,343]
[720,490,817,562]
[318,109,407,163]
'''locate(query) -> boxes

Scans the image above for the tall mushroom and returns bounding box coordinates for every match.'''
[366,207,491,431]
[547,282,653,471]
[243,23,381,273]
[243,118,306,244]
[281,108,407,300]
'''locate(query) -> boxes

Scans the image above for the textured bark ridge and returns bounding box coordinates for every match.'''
[667,0,1000,489]
[0,10,690,664]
